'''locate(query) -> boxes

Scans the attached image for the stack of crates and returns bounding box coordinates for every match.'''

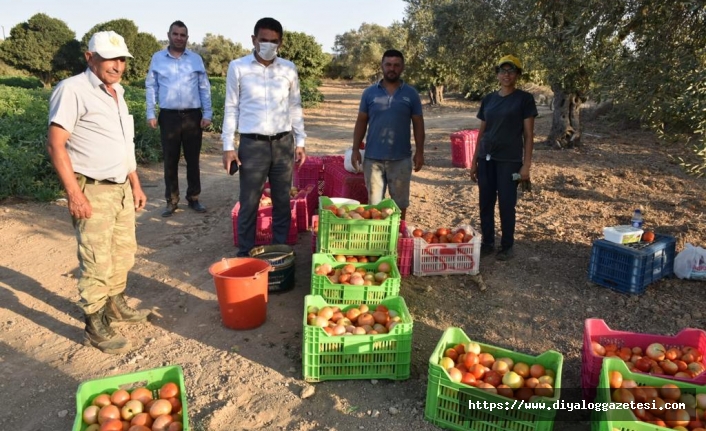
[450,129,479,168]
[310,215,412,277]
[231,199,298,246]
[304,196,413,382]
[425,327,564,431]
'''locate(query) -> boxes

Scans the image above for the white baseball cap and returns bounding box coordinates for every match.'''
[88,31,133,58]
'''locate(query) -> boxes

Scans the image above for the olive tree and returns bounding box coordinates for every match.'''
[201,34,249,76]
[0,13,82,87]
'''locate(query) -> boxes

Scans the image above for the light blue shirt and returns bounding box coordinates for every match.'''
[145,48,212,120]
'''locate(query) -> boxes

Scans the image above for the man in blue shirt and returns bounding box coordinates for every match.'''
[351,49,425,220]
[146,20,212,217]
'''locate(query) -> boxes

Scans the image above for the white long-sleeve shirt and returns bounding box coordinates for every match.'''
[221,53,306,150]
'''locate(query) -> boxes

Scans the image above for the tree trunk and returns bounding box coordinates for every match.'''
[427,84,444,105]
[547,84,583,149]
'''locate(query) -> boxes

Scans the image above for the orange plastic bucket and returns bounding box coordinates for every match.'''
[209,258,271,329]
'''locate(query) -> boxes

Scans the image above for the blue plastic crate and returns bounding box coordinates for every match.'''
[588,234,675,294]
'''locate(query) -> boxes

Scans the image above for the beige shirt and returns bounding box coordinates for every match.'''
[48,69,136,183]
[221,53,306,151]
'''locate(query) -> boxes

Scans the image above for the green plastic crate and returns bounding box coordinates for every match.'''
[592,357,705,431]
[311,253,400,304]
[425,327,563,431]
[317,196,401,255]
[302,294,413,382]
[72,365,188,431]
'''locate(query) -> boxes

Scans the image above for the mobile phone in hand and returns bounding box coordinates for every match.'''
[229,162,239,175]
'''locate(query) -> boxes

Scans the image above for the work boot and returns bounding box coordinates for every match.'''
[105,293,151,325]
[84,307,132,354]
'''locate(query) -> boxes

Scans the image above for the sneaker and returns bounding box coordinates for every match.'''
[496,247,515,261]
[480,243,495,257]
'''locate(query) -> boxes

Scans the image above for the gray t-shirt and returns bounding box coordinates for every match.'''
[48,69,136,183]
[476,89,537,162]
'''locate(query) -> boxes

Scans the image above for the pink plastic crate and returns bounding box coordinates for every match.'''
[294,156,324,195]
[581,318,706,402]
[409,224,481,276]
[231,200,298,246]
[398,221,413,277]
[293,184,315,232]
[322,162,368,204]
[450,129,479,169]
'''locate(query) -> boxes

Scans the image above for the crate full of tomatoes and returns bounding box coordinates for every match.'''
[317,197,401,256]
[581,318,706,402]
[310,215,413,277]
[425,327,563,431]
[591,357,706,431]
[311,253,400,304]
[73,365,188,431]
[302,294,413,382]
[409,224,481,276]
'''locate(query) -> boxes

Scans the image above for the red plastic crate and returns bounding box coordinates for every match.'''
[231,200,298,246]
[294,156,324,195]
[398,221,413,277]
[322,161,368,204]
[293,184,315,232]
[450,129,479,169]
[581,318,706,402]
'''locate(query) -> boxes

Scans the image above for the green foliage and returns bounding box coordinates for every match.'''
[330,23,407,81]
[279,31,330,81]
[0,59,30,77]
[201,34,249,77]
[0,85,61,200]
[81,19,161,82]
[0,75,43,89]
[208,77,226,133]
[122,86,162,163]
[0,13,83,87]
[300,77,324,108]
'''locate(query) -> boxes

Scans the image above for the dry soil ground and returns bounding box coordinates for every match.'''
[1,80,705,431]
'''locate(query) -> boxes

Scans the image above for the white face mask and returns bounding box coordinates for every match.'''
[257,42,278,61]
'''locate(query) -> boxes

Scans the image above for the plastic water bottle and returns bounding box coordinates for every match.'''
[631,209,643,229]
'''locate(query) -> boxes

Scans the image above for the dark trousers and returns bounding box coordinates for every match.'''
[477,159,523,250]
[237,133,294,256]
[158,109,203,204]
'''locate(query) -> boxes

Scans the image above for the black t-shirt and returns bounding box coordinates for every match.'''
[476,89,538,162]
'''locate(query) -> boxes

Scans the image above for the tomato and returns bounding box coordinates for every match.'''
[412,229,423,237]
[99,419,123,431]
[642,231,655,242]
[149,399,173,419]
[130,387,153,405]
[444,348,459,362]
[110,389,130,408]
[608,371,623,389]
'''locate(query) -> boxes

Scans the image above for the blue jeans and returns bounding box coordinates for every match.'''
[477,159,522,250]
[236,133,294,256]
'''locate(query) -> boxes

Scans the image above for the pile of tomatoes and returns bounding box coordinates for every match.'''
[80,381,182,431]
[307,303,402,335]
[607,369,706,429]
[411,227,474,244]
[321,204,395,220]
[591,341,705,378]
[439,342,556,401]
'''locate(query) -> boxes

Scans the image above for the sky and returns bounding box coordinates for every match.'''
[0,0,408,53]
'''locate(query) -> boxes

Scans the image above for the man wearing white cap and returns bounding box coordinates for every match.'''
[47,31,151,354]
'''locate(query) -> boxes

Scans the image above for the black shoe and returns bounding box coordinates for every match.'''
[162,203,178,217]
[496,247,515,261]
[84,307,132,354]
[105,294,151,325]
[480,243,495,257]
[188,200,206,213]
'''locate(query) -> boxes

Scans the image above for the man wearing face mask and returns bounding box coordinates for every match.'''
[221,17,307,256]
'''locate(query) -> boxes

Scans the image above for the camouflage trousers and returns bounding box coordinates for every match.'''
[72,176,137,314]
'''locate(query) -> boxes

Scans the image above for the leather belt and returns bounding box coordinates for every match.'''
[240,131,291,142]
[77,174,123,185]
[160,108,201,114]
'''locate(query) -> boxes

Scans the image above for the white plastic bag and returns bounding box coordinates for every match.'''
[344,148,365,173]
[674,243,706,280]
